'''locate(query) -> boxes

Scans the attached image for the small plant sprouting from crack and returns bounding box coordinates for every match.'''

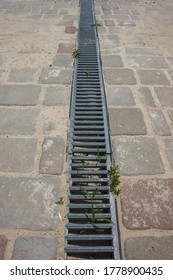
[72,49,80,58]
[81,187,114,224]
[91,22,102,28]
[55,197,64,205]
[85,69,92,76]
[108,164,121,196]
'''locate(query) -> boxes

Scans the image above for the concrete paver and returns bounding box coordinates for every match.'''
[107,87,135,106]
[138,87,156,107]
[12,237,58,260]
[109,108,146,135]
[149,109,171,136]
[0,177,61,230]
[112,138,164,175]
[0,85,40,106]
[39,137,65,175]
[125,236,173,260]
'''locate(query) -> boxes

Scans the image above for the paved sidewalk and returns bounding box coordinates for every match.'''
[0,0,78,259]
[95,0,173,259]
[1,0,173,260]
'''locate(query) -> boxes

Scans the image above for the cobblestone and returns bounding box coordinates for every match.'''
[125,236,173,260]
[104,69,136,85]
[149,108,171,136]
[53,54,73,67]
[154,87,173,107]
[8,68,37,82]
[57,43,75,53]
[138,87,156,107]
[127,56,169,69]
[121,179,173,230]
[102,55,123,67]
[126,48,161,56]
[0,177,61,230]
[109,108,146,135]
[0,109,39,135]
[12,236,58,260]
[0,138,37,172]
[137,70,170,85]
[0,85,40,106]
[39,68,72,84]
[107,87,135,106]
[39,137,65,175]
[112,138,164,175]
[44,86,70,106]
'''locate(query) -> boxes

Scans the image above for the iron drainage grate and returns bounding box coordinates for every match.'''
[65,0,121,260]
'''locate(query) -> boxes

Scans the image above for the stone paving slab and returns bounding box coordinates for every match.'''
[44,86,71,106]
[39,68,72,84]
[12,236,58,260]
[112,138,164,175]
[107,87,135,106]
[0,138,37,173]
[0,109,39,135]
[138,87,156,107]
[8,68,37,83]
[0,177,61,230]
[125,236,173,260]
[121,179,173,230]
[137,70,170,85]
[0,85,40,106]
[39,137,65,175]
[104,68,137,85]
[109,108,146,135]
[149,108,171,136]
[154,87,173,107]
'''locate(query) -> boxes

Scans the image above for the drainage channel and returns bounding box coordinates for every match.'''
[65,0,121,260]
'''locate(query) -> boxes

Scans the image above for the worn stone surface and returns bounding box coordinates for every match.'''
[0,109,39,135]
[0,55,4,66]
[168,70,173,82]
[105,20,115,26]
[127,56,169,69]
[149,108,171,136]
[137,70,170,85]
[102,55,123,67]
[154,87,173,107]
[107,87,135,106]
[121,179,173,229]
[0,85,40,106]
[104,68,136,85]
[0,235,8,260]
[138,87,156,107]
[126,48,161,56]
[39,68,72,84]
[112,138,164,175]
[164,139,173,171]
[109,108,146,135]
[12,237,58,260]
[0,138,37,172]
[40,137,65,175]
[53,54,73,67]
[57,43,75,53]
[125,236,173,260]
[8,68,36,82]
[0,177,61,230]
[44,86,70,106]
[65,26,77,34]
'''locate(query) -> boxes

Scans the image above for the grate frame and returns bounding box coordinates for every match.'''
[65,0,121,260]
